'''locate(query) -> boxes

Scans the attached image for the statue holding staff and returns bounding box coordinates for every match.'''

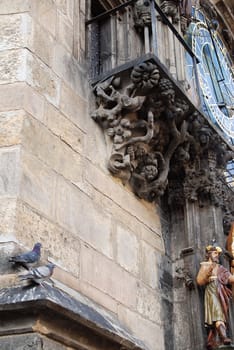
[197,243,234,349]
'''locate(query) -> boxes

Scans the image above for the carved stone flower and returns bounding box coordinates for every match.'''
[131,62,160,90]
[106,118,132,144]
[141,164,159,181]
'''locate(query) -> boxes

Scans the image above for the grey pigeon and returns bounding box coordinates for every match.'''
[9,243,42,269]
[19,263,55,285]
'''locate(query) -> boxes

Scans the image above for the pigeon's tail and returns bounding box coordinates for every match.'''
[18,273,33,280]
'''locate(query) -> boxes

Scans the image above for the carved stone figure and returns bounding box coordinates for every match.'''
[160,0,180,23]
[176,266,195,290]
[197,244,234,349]
[133,0,152,30]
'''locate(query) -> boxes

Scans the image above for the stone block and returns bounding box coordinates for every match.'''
[90,185,164,257]
[23,85,45,123]
[173,302,192,349]
[72,0,80,60]
[45,103,84,154]
[136,284,162,323]
[84,161,131,206]
[118,304,165,350]
[0,49,27,85]
[0,198,17,236]
[53,44,88,98]
[71,279,118,314]
[49,272,119,317]
[0,13,32,51]
[80,0,86,14]
[0,334,67,350]
[0,83,45,123]
[29,22,54,66]
[27,52,61,107]
[55,0,69,15]
[55,178,113,258]
[85,161,162,234]
[141,241,159,289]
[67,0,74,22]
[38,336,69,350]
[0,146,21,197]
[84,122,110,169]
[139,224,164,253]
[57,12,73,52]
[56,0,74,23]
[30,0,56,37]
[15,201,80,275]
[0,110,25,147]
[22,115,83,186]
[79,11,86,54]
[0,82,25,111]
[0,0,30,14]
[116,225,139,275]
[80,244,137,308]
[20,151,56,218]
[59,82,88,132]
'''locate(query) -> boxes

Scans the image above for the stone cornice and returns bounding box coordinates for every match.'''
[0,284,147,350]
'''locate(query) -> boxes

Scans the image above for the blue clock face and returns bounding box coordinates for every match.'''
[190,20,234,144]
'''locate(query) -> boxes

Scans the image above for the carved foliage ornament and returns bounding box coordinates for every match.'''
[92,60,233,205]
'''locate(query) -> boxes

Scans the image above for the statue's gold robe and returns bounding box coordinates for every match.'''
[205,265,232,326]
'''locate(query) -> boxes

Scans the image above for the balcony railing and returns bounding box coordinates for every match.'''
[86,0,201,108]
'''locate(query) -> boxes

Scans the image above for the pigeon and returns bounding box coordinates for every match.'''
[9,242,42,269]
[18,263,55,285]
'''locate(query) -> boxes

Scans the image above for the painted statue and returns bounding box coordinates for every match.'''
[197,242,234,349]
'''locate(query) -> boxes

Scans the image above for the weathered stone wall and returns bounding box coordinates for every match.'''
[0,1,166,349]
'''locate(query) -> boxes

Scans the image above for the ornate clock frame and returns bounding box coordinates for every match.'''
[189,8,234,144]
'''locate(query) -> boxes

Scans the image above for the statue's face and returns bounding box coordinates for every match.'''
[210,251,220,263]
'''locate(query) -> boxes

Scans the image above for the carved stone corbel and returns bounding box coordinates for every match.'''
[175,266,195,290]
[91,58,233,206]
[92,60,190,201]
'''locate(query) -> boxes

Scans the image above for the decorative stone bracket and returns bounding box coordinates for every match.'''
[91,55,233,215]
[175,266,195,290]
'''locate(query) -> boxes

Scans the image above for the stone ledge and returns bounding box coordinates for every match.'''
[0,284,148,350]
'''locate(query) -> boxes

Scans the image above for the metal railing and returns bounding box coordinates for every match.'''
[86,0,201,108]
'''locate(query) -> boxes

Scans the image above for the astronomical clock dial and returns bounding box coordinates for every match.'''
[188,12,234,145]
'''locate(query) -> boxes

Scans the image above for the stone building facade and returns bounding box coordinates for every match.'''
[0,0,233,349]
